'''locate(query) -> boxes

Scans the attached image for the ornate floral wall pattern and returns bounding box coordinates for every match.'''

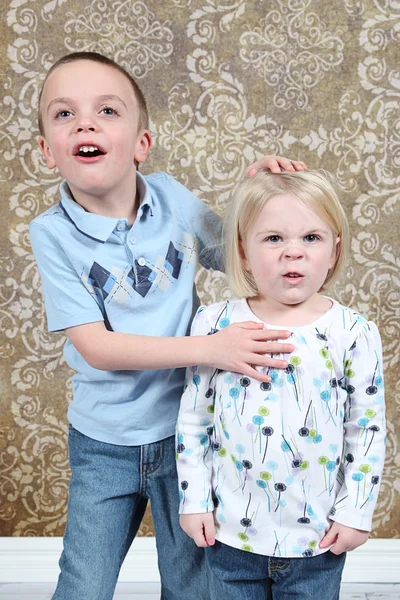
[0,0,398,538]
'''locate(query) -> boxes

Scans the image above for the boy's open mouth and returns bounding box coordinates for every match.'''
[75,145,106,158]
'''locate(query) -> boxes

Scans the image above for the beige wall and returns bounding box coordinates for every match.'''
[0,0,398,538]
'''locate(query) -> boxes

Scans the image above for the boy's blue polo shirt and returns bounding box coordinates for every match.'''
[29,172,223,445]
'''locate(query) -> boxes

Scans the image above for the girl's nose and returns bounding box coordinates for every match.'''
[285,245,304,259]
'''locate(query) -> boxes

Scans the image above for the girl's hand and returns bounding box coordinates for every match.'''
[204,321,294,382]
[246,155,308,176]
[319,522,369,555]
[180,513,215,548]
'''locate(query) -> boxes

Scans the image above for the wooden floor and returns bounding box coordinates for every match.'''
[0,583,399,599]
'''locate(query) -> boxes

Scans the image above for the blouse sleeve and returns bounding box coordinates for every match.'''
[176,306,218,515]
[330,320,386,531]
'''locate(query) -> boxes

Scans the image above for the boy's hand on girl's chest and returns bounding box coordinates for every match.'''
[205,321,294,382]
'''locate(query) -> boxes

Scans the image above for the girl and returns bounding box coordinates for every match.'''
[176,170,386,600]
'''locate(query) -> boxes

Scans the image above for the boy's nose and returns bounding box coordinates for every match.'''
[75,117,97,133]
[76,124,96,133]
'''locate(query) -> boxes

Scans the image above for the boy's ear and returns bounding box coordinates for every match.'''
[134,130,152,165]
[39,137,57,170]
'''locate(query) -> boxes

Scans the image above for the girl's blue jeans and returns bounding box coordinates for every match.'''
[52,426,207,600]
[205,540,346,600]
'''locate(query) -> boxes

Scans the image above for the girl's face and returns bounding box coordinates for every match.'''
[241,193,339,309]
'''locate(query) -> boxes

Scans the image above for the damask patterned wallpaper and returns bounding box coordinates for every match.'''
[0,0,398,539]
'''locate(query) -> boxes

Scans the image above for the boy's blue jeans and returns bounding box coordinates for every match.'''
[205,540,346,600]
[52,426,207,600]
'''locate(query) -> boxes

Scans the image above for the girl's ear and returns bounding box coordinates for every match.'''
[329,236,340,268]
[239,237,250,271]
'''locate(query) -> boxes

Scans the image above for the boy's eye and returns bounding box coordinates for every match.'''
[304,234,320,242]
[266,235,282,243]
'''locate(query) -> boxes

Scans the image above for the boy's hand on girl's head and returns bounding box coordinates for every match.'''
[246,156,308,177]
[319,522,369,555]
[180,513,215,548]
[205,322,294,382]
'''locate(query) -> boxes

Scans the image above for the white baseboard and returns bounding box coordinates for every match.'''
[0,537,398,584]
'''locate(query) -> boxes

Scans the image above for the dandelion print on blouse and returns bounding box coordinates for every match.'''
[176,298,386,558]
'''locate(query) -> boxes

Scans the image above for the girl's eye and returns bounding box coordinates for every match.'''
[304,234,320,242]
[266,235,282,243]
[101,106,117,116]
[55,110,72,119]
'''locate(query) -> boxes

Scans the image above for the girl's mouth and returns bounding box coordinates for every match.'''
[283,272,304,283]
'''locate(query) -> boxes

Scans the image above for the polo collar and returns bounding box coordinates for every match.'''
[59,172,154,243]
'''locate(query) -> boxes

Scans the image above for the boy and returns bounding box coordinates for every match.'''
[30,51,305,600]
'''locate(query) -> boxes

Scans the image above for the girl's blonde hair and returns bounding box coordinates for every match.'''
[224,170,350,298]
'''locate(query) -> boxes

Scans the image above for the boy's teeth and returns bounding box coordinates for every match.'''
[80,146,98,152]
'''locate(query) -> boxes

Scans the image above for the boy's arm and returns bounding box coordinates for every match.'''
[172,156,308,273]
[30,222,294,380]
[65,320,293,379]
[323,321,386,533]
[29,222,105,331]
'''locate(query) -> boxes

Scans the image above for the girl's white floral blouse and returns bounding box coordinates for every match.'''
[176,298,386,558]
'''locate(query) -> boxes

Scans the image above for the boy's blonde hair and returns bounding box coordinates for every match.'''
[38,52,149,136]
[224,170,350,298]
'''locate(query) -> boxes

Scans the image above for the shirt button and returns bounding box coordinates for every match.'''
[129,237,136,245]
[116,221,126,231]
[138,257,146,266]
